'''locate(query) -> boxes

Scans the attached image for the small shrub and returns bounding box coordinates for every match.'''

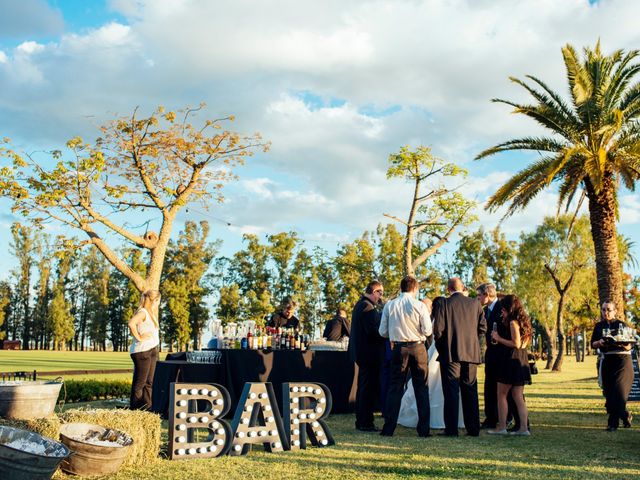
[58,379,131,403]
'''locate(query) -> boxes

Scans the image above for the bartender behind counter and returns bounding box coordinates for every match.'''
[268,299,300,329]
[323,308,351,341]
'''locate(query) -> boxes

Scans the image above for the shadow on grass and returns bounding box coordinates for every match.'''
[526,392,601,400]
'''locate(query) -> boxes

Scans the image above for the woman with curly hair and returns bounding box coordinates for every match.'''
[488,294,532,436]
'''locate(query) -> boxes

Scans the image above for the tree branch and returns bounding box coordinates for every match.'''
[383,213,409,226]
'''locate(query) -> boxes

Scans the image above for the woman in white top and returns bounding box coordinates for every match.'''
[128,290,161,409]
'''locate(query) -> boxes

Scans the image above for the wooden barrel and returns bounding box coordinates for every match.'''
[59,423,132,476]
[0,381,62,420]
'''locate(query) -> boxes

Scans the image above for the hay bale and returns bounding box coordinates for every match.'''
[60,408,161,467]
[0,415,61,440]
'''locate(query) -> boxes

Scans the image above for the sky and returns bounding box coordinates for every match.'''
[1,0,640,280]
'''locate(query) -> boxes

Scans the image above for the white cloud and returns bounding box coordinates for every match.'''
[620,194,640,225]
[1,0,640,267]
[16,41,45,55]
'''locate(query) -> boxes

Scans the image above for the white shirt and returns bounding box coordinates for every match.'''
[379,292,433,342]
[129,308,160,354]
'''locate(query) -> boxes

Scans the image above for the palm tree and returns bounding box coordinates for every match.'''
[476,42,640,314]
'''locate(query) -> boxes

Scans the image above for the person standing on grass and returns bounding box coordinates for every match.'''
[128,290,161,410]
[348,280,386,432]
[378,276,432,438]
[488,294,532,436]
[590,301,633,432]
[432,277,486,437]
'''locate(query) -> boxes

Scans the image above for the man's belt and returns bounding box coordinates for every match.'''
[394,340,422,346]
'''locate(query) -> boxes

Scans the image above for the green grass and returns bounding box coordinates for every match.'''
[41,355,640,479]
[3,352,639,478]
[0,350,171,380]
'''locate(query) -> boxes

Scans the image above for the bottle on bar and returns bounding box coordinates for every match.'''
[247,330,253,350]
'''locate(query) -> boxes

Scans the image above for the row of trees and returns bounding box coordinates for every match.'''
[1,213,637,370]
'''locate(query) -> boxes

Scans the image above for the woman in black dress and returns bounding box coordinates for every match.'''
[488,294,532,436]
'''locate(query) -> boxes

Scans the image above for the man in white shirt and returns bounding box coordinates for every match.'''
[379,276,433,437]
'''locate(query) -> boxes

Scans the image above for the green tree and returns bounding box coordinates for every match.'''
[477,42,640,315]
[48,240,79,350]
[335,233,376,310]
[375,223,405,295]
[516,216,595,371]
[0,105,267,293]
[10,222,35,347]
[217,283,242,323]
[78,246,110,351]
[313,247,341,316]
[290,248,322,333]
[485,227,518,293]
[32,233,53,349]
[163,221,218,350]
[267,232,299,305]
[0,281,11,341]
[452,227,489,290]
[385,145,476,277]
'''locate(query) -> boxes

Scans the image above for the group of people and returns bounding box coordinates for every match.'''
[125,280,635,436]
[349,276,533,437]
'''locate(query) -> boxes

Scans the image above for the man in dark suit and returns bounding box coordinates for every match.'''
[348,280,386,432]
[433,277,487,436]
[323,308,351,341]
[477,282,503,429]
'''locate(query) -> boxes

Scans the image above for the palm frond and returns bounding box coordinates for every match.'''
[486,156,559,215]
[475,136,566,160]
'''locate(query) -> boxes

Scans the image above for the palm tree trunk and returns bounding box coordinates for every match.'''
[584,177,624,315]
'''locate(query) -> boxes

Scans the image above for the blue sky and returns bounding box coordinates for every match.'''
[1,0,640,280]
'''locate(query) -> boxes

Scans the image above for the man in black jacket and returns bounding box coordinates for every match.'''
[433,277,487,436]
[348,280,386,432]
[477,282,503,429]
[323,308,351,341]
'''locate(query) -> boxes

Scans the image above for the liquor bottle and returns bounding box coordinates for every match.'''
[491,322,498,345]
[266,330,272,349]
[257,328,263,349]
[241,336,248,350]
[247,330,253,350]
[285,332,291,350]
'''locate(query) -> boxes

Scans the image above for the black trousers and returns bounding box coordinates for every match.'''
[441,361,480,436]
[601,354,633,428]
[130,347,158,410]
[382,343,430,436]
[355,361,381,428]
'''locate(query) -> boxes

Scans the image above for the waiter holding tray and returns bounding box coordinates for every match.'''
[590,301,634,432]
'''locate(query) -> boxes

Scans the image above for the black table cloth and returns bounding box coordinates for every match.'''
[151,349,357,418]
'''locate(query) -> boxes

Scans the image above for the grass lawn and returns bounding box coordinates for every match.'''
[34,355,638,479]
[0,350,172,380]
